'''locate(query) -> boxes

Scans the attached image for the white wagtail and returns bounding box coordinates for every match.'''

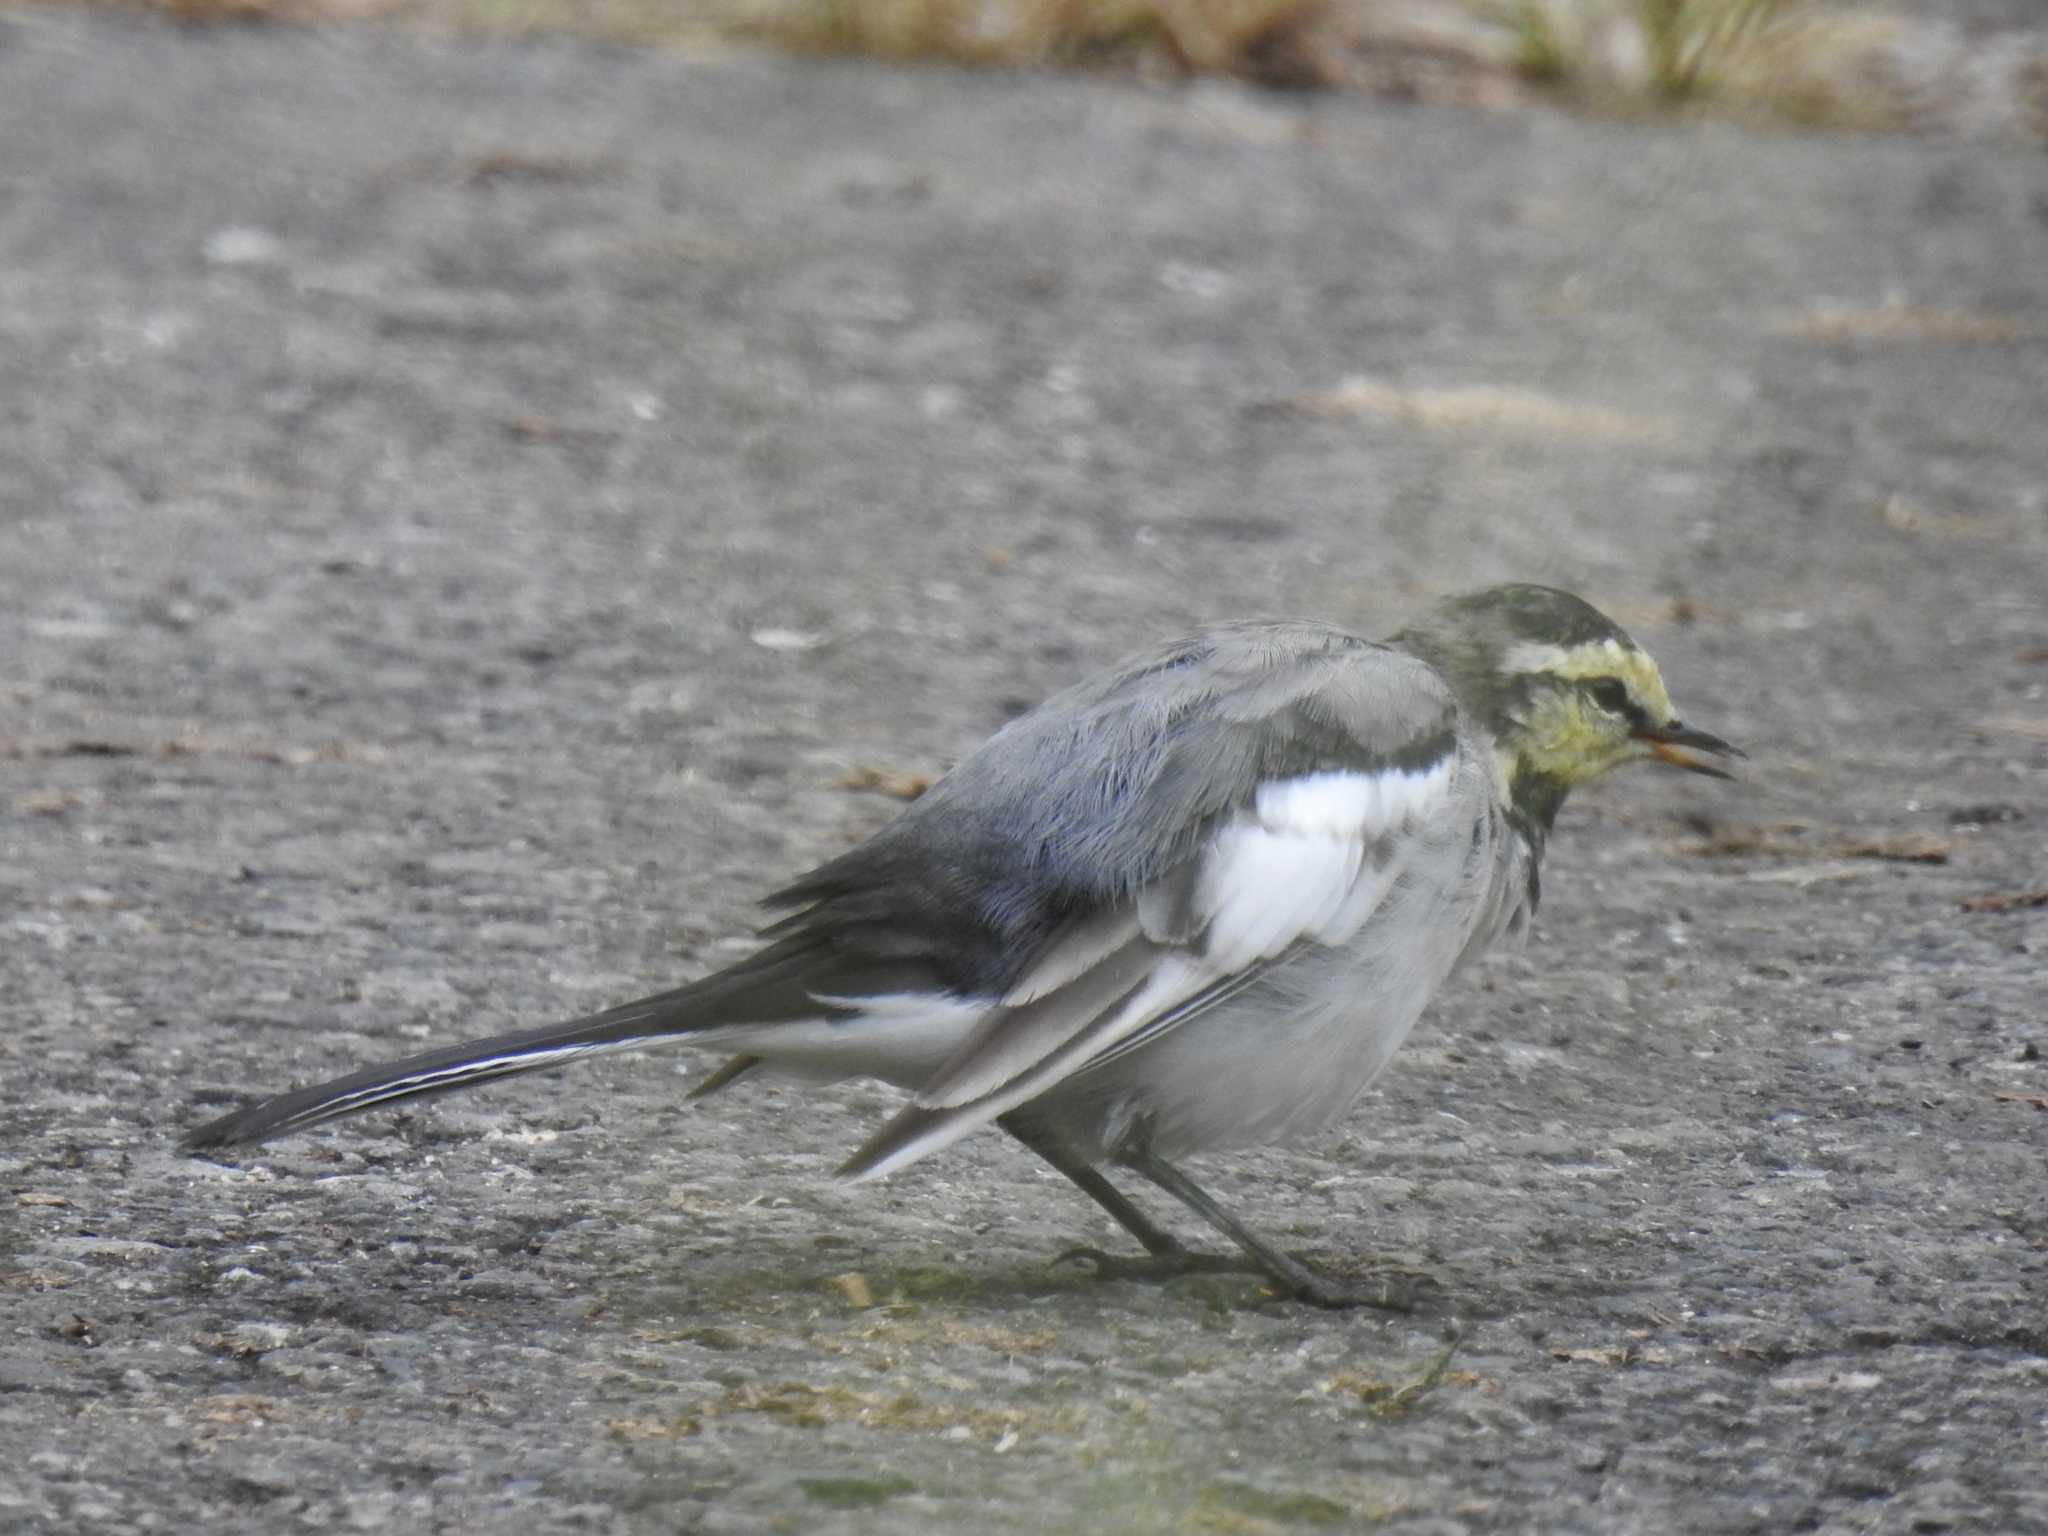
[186,584,1738,1307]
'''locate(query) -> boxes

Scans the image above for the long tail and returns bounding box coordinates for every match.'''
[182,934,922,1150]
[182,989,721,1149]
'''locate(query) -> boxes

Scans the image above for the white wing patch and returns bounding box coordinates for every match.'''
[1198,759,1454,967]
[1196,818,1363,969]
[1251,762,1451,840]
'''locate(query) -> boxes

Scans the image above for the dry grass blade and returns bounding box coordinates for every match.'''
[1681,823,1950,864]
[1285,376,1681,445]
[1979,716,2048,743]
[1773,304,2030,346]
[1959,890,2048,915]
[836,765,934,800]
[725,0,1331,73]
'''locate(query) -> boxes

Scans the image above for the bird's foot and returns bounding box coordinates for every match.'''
[1053,1244,1426,1311]
[1273,1264,1425,1313]
[1051,1245,1261,1285]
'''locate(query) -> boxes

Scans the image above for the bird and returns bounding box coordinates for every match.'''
[185,583,1739,1308]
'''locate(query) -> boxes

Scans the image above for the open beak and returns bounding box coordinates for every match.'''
[1636,721,1743,780]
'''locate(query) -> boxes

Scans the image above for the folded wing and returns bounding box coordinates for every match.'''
[839,735,1461,1180]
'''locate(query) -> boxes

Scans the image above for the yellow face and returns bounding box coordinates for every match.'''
[1496,638,1681,788]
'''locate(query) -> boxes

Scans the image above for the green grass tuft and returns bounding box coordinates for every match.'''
[1475,0,1912,128]
[798,1474,918,1507]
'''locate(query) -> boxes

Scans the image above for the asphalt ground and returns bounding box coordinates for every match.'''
[3,10,2046,1533]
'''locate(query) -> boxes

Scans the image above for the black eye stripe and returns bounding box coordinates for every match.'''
[1583,677,1649,727]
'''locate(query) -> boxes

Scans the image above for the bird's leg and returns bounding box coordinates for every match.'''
[1118,1146,1416,1312]
[998,1112,1258,1282]
[998,1112,1186,1256]
[1000,1114,1416,1307]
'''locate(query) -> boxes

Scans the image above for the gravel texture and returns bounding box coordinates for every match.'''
[3,11,2046,1534]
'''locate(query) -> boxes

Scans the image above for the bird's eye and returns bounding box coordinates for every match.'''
[1584,678,1638,720]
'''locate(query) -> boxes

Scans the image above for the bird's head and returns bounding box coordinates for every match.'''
[1396,584,1740,824]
